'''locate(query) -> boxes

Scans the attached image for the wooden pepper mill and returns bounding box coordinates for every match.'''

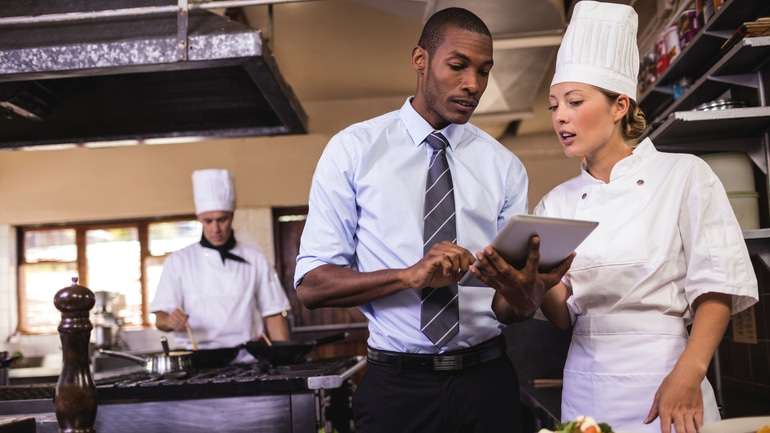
[53,277,97,433]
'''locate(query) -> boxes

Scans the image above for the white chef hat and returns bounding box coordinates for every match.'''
[192,169,235,215]
[551,0,639,100]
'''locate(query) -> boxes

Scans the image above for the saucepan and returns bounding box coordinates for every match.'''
[0,351,21,386]
[243,332,348,365]
[99,336,193,376]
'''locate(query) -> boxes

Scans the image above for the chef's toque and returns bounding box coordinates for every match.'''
[551,0,639,100]
[192,169,235,214]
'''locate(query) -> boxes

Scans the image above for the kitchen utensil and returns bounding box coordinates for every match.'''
[190,347,240,369]
[0,352,21,387]
[530,378,563,389]
[99,337,193,376]
[694,99,747,111]
[93,324,112,349]
[243,332,348,365]
[185,323,198,351]
[161,336,171,355]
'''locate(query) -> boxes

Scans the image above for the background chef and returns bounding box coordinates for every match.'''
[151,168,291,357]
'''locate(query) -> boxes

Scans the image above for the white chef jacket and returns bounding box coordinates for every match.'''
[535,138,758,321]
[150,241,291,349]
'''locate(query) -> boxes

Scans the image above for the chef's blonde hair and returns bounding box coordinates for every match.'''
[597,88,647,142]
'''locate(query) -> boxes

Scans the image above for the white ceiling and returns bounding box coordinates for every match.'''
[241,0,658,137]
[243,0,567,136]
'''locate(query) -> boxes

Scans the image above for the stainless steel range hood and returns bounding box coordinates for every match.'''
[0,1,307,149]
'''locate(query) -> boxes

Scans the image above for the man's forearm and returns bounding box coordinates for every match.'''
[264,313,290,341]
[297,264,410,309]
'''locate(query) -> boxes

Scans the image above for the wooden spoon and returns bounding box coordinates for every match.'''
[185,323,198,351]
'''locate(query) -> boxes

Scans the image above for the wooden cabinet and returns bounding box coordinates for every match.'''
[272,207,368,361]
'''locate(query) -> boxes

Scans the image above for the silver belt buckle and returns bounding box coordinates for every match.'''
[432,354,462,371]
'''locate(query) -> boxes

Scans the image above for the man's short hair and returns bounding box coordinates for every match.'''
[418,7,492,55]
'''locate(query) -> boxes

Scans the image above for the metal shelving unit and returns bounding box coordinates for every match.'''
[648,36,770,128]
[642,1,770,412]
[649,107,770,173]
[638,0,770,119]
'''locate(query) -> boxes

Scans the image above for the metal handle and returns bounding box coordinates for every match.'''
[160,336,170,356]
[314,332,349,346]
[98,349,147,365]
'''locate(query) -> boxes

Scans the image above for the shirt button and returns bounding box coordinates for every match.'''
[637,179,644,185]
[581,193,587,199]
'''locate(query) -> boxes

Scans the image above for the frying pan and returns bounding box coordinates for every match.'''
[243,332,348,365]
[99,336,193,376]
[190,347,240,369]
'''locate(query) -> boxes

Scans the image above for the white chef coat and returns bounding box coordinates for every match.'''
[535,139,758,432]
[150,241,291,350]
[536,138,757,320]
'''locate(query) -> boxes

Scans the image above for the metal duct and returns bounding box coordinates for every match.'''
[0,0,307,148]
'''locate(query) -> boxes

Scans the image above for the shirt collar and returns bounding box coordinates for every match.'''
[580,138,656,183]
[399,97,464,149]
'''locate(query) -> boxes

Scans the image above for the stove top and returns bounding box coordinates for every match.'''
[0,356,365,405]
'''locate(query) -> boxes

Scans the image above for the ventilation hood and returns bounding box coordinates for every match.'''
[0,1,307,149]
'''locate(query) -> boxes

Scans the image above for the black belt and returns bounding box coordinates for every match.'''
[366,336,505,372]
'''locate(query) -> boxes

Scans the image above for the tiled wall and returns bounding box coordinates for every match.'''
[233,207,276,267]
[718,256,770,416]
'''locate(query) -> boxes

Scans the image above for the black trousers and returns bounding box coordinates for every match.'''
[353,355,521,433]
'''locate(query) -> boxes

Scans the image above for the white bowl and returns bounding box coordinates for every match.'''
[701,416,770,433]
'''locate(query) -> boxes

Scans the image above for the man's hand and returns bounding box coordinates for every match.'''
[469,235,574,316]
[402,241,476,289]
[156,308,189,332]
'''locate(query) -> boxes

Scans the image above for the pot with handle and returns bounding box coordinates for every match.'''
[99,336,193,376]
[0,351,21,386]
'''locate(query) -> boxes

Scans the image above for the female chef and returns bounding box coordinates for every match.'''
[534,2,758,433]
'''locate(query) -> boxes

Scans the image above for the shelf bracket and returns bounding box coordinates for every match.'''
[755,250,770,271]
[747,140,768,175]
[176,0,189,62]
[708,73,760,89]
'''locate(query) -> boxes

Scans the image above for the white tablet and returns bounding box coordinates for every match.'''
[458,214,598,286]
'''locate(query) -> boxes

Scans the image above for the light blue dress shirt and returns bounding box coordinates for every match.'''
[295,98,528,353]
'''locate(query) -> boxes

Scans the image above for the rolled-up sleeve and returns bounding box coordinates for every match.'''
[679,159,758,314]
[497,155,528,231]
[294,133,359,288]
[150,254,183,313]
[255,254,292,317]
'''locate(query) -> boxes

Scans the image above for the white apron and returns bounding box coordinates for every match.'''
[535,141,758,431]
[562,314,720,432]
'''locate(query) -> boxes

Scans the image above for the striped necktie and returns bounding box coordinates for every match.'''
[420,131,460,347]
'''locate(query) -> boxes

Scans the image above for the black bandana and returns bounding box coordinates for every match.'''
[200,233,249,264]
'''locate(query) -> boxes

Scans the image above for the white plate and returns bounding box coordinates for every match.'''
[701,416,770,433]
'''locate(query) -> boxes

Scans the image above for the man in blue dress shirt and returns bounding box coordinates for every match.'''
[294,7,573,433]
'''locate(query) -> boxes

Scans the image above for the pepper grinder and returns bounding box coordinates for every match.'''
[53,277,97,433]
